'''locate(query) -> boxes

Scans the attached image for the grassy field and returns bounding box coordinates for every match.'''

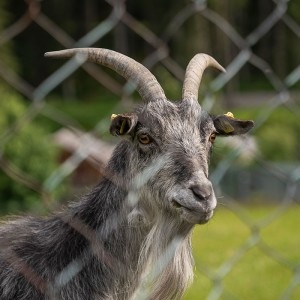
[183,204,300,300]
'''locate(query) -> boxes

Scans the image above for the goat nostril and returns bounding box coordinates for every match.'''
[190,184,212,201]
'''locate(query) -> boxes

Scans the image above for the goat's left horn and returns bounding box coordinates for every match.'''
[45,48,166,103]
[182,53,225,102]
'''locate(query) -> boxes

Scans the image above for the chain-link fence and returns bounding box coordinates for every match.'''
[0,0,299,299]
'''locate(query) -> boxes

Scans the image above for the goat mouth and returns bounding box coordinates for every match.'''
[171,199,214,224]
[171,199,184,209]
[197,211,214,224]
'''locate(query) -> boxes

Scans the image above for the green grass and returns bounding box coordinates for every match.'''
[183,205,300,300]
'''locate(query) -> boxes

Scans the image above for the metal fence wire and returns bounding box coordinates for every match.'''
[0,0,300,299]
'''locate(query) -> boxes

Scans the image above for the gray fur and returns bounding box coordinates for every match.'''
[0,49,253,300]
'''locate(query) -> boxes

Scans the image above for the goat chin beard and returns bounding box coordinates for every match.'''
[134,213,194,300]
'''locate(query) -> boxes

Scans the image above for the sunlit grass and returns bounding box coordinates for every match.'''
[183,204,300,300]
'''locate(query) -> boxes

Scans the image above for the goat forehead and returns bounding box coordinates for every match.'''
[139,100,213,136]
[139,100,197,128]
[139,100,178,122]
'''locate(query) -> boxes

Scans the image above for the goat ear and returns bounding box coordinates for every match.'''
[213,113,254,136]
[109,113,138,136]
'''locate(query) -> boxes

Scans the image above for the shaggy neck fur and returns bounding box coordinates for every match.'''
[69,142,195,300]
[73,188,194,300]
[0,141,194,300]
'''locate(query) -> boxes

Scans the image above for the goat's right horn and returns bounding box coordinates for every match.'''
[182,53,225,102]
[45,48,166,103]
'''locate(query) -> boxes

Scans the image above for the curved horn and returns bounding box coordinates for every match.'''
[45,48,166,103]
[182,53,225,102]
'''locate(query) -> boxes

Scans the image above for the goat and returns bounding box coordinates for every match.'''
[0,48,254,300]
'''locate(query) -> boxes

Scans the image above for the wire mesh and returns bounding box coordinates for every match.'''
[0,0,299,299]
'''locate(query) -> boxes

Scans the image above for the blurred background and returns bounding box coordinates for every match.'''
[0,0,299,299]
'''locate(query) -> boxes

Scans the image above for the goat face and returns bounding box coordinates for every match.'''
[110,99,253,225]
[45,48,254,225]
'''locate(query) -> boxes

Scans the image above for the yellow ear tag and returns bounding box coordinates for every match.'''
[119,119,127,135]
[224,112,234,118]
[111,114,118,120]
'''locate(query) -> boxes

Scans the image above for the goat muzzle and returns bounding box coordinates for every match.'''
[171,181,217,224]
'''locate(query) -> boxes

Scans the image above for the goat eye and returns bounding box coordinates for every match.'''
[138,134,152,145]
[209,132,216,143]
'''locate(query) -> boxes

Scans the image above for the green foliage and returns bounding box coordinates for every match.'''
[258,123,297,161]
[232,106,300,162]
[47,95,119,130]
[155,66,181,100]
[0,89,60,214]
[0,0,19,76]
[288,0,300,22]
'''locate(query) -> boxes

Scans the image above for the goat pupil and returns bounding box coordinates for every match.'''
[139,134,150,144]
